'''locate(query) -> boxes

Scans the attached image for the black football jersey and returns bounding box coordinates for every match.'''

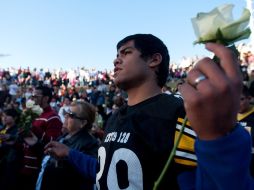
[96,94,195,190]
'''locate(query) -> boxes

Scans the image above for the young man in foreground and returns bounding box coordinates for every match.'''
[45,34,254,189]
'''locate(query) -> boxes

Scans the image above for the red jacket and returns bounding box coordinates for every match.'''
[21,106,62,175]
[32,106,62,144]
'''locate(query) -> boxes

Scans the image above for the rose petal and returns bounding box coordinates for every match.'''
[192,4,251,45]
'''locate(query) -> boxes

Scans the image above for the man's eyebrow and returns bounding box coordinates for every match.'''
[117,46,134,57]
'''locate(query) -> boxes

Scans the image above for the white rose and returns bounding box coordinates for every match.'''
[32,105,43,115]
[191,4,251,45]
[26,99,35,109]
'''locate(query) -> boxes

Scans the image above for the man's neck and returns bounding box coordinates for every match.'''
[127,85,162,106]
[42,104,50,110]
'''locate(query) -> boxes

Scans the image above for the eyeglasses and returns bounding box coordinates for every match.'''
[63,108,85,120]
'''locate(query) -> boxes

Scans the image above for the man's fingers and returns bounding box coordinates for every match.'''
[179,82,199,108]
[187,68,208,88]
[193,57,226,89]
[44,141,57,150]
[206,43,242,100]
[205,43,241,82]
[44,142,57,155]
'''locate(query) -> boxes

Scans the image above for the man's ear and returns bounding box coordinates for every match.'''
[81,120,88,128]
[149,53,162,68]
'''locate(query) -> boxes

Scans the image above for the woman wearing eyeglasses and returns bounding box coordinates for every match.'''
[36,101,99,190]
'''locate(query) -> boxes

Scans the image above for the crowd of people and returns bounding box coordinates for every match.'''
[0,34,253,190]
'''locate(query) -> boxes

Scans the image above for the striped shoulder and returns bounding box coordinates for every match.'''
[35,114,61,122]
[174,117,197,167]
[159,93,184,107]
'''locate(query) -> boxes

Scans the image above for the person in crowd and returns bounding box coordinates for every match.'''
[8,80,19,101]
[24,86,33,100]
[0,108,19,146]
[96,91,105,107]
[240,65,249,85]
[238,84,254,176]
[238,85,254,133]
[90,86,100,105]
[162,84,172,95]
[17,85,63,190]
[91,105,105,143]
[173,79,184,99]
[58,96,72,123]
[36,101,99,190]
[20,97,27,111]
[106,83,116,106]
[69,86,80,101]
[97,79,107,93]
[0,84,11,108]
[112,95,126,114]
[0,108,21,190]
[49,97,60,113]
[79,90,90,102]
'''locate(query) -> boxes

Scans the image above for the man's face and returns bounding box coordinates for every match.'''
[2,113,15,126]
[32,89,43,107]
[113,40,151,90]
[239,94,251,114]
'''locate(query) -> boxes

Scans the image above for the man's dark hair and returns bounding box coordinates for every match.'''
[117,34,170,88]
[4,108,19,118]
[4,108,20,123]
[36,85,53,103]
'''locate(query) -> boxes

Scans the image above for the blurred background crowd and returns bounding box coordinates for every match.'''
[0,42,253,190]
[0,43,253,132]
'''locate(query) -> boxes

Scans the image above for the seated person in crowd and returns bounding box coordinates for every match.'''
[36,101,99,190]
[0,108,21,190]
[238,84,254,176]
